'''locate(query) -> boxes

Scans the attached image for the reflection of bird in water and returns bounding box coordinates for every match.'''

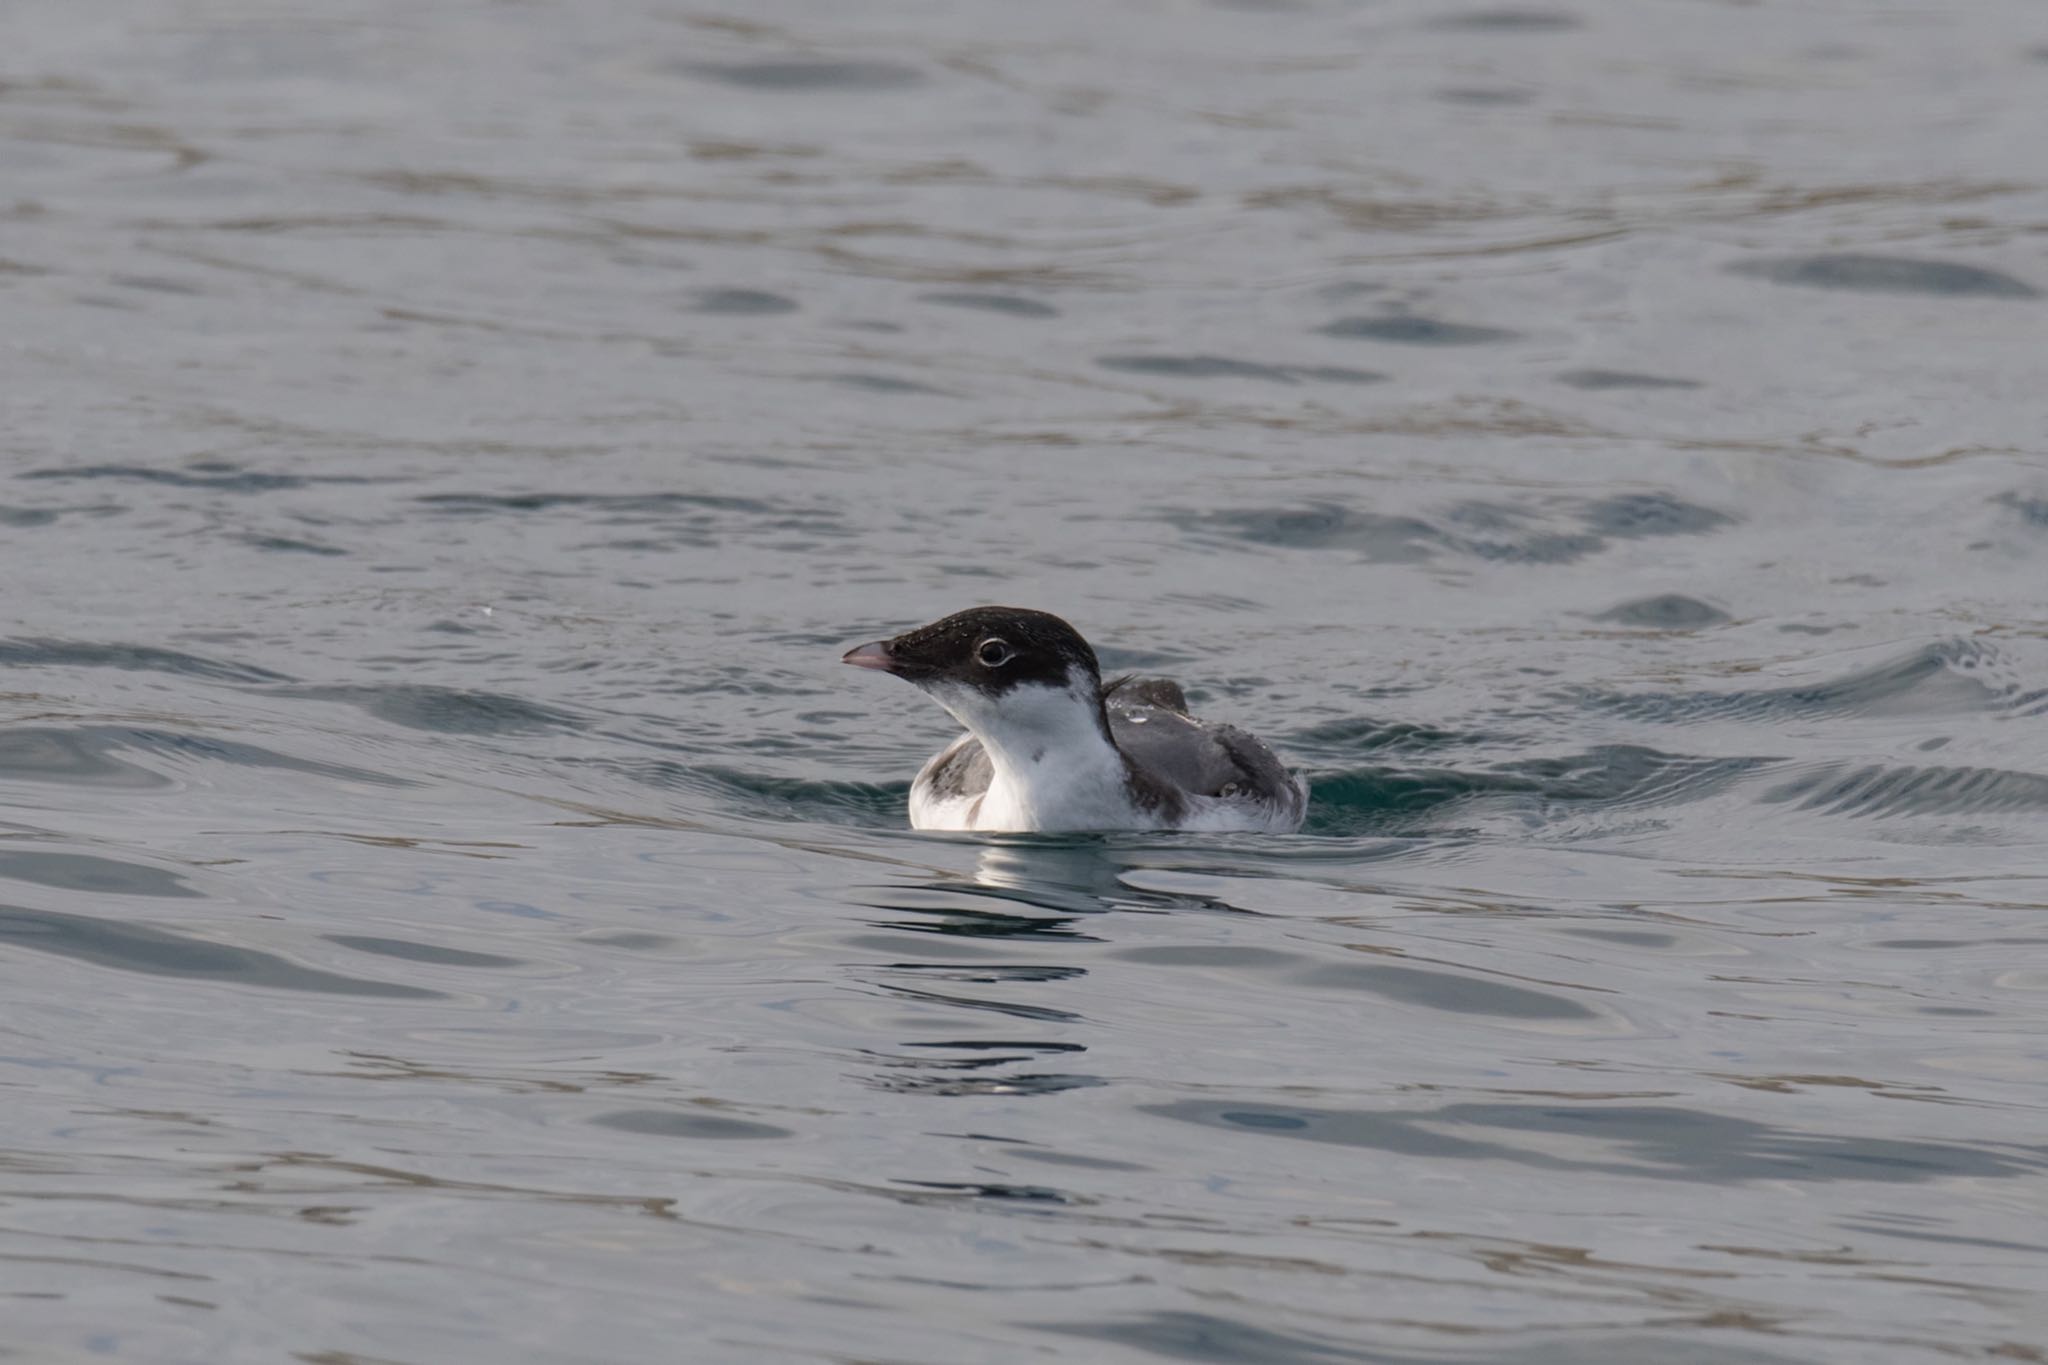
[856,838,1248,941]
[848,844,1264,1099]
[970,839,1135,917]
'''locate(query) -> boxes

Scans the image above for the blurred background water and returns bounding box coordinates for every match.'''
[4,1,2048,1361]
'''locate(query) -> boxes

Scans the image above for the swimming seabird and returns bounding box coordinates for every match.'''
[842,606,1308,833]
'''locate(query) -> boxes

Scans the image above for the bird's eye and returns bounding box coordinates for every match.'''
[976,638,1013,668]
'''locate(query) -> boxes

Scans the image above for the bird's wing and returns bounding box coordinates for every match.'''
[1108,702,1245,798]
[1108,682,1303,818]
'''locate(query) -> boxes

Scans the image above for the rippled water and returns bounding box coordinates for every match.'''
[6,2,2048,1361]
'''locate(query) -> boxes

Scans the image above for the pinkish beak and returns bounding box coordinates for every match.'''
[841,641,897,672]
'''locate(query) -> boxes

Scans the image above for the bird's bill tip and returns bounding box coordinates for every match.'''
[841,641,898,672]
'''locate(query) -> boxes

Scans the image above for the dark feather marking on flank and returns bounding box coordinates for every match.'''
[923,738,993,801]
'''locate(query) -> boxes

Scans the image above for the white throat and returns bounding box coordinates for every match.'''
[924,667,1134,830]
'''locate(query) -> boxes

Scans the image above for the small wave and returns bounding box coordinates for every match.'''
[1727,253,2039,299]
[0,851,201,898]
[277,684,582,737]
[1571,639,2011,724]
[0,638,292,683]
[0,725,408,789]
[618,759,909,827]
[1764,763,2048,818]
[1286,717,1491,758]
[20,462,380,492]
[415,490,780,516]
[0,903,440,999]
[1173,491,1733,565]
[1306,746,1768,836]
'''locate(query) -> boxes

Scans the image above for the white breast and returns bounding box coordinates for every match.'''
[909,674,1151,832]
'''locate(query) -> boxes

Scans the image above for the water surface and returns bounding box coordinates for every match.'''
[4,1,2047,1361]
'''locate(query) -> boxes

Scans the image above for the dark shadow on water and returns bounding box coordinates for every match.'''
[238,533,348,556]
[1592,594,1731,629]
[688,287,800,314]
[1096,355,1384,385]
[1034,1311,1386,1364]
[1111,944,1302,969]
[0,851,201,898]
[1033,1312,1803,1365]
[918,291,1059,318]
[676,60,926,91]
[1581,492,1733,538]
[324,934,525,968]
[1726,254,2039,299]
[20,462,386,493]
[1994,490,2048,528]
[1436,86,1537,106]
[416,490,780,516]
[1427,9,1583,31]
[1836,1222,2048,1256]
[1294,963,1595,1019]
[0,904,441,998]
[1317,315,1521,345]
[1556,368,1702,390]
[813,372,949,395]
[593,1109,793,1140]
